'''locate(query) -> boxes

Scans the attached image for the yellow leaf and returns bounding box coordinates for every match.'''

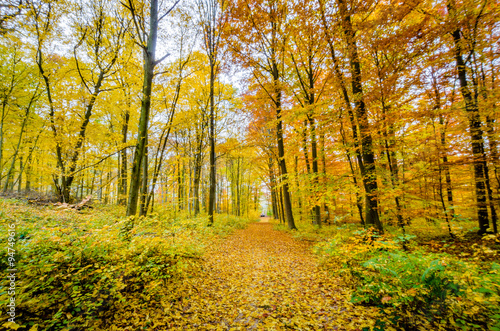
[2,322,20,330]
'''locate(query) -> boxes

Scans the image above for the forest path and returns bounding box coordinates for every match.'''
[163,219,375,330]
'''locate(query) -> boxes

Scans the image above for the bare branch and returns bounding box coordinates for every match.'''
[159,0,182,22]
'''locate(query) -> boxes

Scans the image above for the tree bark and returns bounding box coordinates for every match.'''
[309,116,321,226]
[447,2,490,233]
[337,0,382,231]
[276,92,296,229]
[126,0,159,216]
[139,142,148,216]
[118,105,130,205]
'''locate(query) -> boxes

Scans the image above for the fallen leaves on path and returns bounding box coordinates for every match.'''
[154,221,378,330]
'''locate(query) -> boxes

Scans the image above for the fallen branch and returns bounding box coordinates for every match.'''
[54,195,93,211]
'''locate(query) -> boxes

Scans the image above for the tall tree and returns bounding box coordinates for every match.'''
[229,0,297,230]
[289,0,328,225]
[335,0,382,231]
[197,0,228,226]
[28,0,126,202]
[446,0,495,234]
[124,0,180,216]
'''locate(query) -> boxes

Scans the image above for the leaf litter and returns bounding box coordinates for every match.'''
[159,220,378,330]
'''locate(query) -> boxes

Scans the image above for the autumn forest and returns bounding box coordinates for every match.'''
[1,0,499,329]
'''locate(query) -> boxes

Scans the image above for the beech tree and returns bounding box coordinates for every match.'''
[197,0,228,226]
[288,0,329,226]
[444,0,497,234]
[2,0,499,237]
[123,0,180,216]
[27,0,127,202]
[228,0,297,230]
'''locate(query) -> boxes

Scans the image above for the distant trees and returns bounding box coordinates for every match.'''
[228,0,297,230]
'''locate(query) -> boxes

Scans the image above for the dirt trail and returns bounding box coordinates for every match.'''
[163,220,375,330]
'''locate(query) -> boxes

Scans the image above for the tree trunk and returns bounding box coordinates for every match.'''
[119,108,129,205]
[309,117,321,226]
[3,92,35,192]
[194,154,202,215]
[320,131,330,222]
[25,151,32,192]
[381,103,404,229]
[208,55,216,225]
[234,158,239,216]
[126,0,159,217]
[440,115,454,207]
[269,158,278,219]
[302,121,311,174]
[139,142,148,216]
[447,5,490,233]
[340,119,365,226]
[273,63,296,229]
[337,0,382,231]
[294,155,303,220]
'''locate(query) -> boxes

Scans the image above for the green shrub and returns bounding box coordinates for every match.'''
[317,230,500,330]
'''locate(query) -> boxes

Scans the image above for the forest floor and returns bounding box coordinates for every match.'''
[158,218,377,330]
[4,196,497,330]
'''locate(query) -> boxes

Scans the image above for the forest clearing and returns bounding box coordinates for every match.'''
[1,0,500,329]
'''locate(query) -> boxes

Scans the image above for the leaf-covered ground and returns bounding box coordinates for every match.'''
[138,219,378,330]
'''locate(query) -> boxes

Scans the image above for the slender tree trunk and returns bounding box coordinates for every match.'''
[294,155,303,220]
[309,117,321,226]
[98,170,103,201]
[381,104,404,229]
[447,4,490,233]
[439,115,454,207]
[207,54,216,225]
[126,0,159,216]
[302,121,311,174]
[273,66,296,229]
[483,158,498,233]
[3,93,35,192]
[25,152,32,192]
[278,180,285,224]
[177,156,183,211]
[337,0,382,231]
[340,119,365,226]
[269,158,278,219]
[17,157,22,192]
[119,108,130,205]
[236,157,241,216]
[435,134,455,238]
[194,156,202,215]
[486,116,500,190]
[431,69,455,209]
[320,131,330,222]
[139,142,148,216]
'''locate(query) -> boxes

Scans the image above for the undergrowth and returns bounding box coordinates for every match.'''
[0,198,255,330]
[270,216,500,330]
[313,227,500,330]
